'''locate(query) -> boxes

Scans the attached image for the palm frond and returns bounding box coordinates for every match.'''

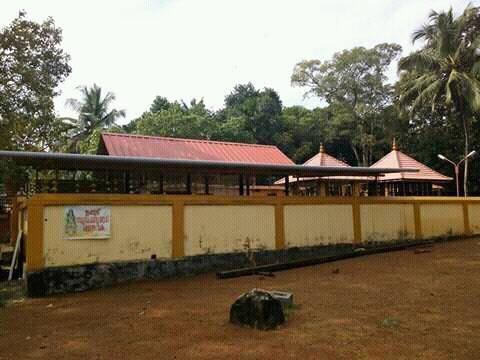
[66,84,125,146]
[411,79,443,111]
[471,61,480,79]
[398,50,441,73]
[412,24,435,44]
[398,73,441,106]
[65,98,82,112]
[445,69,459,105]
[460,74,480,111]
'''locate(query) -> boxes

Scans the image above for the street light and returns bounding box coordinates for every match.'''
[438,151,477,197]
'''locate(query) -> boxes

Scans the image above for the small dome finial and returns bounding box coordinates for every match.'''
[319,143,325,153]
[392,137,398,151]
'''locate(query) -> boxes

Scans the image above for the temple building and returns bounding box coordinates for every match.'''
[370,140,452,196]
[275,145,371,196]
[0,133,420,198]
[96,132,294,195]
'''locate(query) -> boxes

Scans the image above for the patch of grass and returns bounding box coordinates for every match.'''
[379,317,400,328]
[0,280,25,307]
[0,283,8,305]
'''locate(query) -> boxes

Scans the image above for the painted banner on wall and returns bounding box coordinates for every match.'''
[64,206,111,239]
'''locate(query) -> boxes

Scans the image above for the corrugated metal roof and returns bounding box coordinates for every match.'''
[370,147,452,182]
[100,133,294,165]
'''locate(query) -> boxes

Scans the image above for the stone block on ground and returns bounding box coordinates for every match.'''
[230,289,285,330]
[269,290,293,308]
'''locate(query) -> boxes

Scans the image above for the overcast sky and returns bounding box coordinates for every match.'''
[1,0,473,123]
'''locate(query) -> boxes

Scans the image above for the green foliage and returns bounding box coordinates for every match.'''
[274,106,326,163]
[3,5,480,197]
[130,86,282,145]
[398,4,480,195]
[131,98,216,139]
[0,11,71,151]
[77,126,124,154]
[65,84,126,153]
[150,96,171,113]
[292,43,402,165]
[223,83,283,145]
[0,11,71,193]
[211,113,255,143]
[398,6,480,115]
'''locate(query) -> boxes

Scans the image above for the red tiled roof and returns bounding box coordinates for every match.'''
[99,133,294,165]
[370,148,452,182]
[275,145,365,184]
[303,146,350,168]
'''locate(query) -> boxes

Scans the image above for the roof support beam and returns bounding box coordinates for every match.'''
[204,176,209,195]
[186,174,192,195]
[239,174,244,196]
[0,151,419,178]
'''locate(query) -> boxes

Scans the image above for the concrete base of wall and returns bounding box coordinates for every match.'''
[25,237,465,297]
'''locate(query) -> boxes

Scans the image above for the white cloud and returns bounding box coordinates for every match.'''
[0,0,472,123]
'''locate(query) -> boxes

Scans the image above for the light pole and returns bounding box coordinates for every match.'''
[438,151,477,197]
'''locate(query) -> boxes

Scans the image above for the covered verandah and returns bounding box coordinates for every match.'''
[0,151,418,197]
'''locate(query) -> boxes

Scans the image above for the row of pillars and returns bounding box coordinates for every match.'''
[28,170,393,197]
[125,173,255,196]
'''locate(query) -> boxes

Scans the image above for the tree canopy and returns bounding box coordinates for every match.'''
[398,5,480,195]
[292,43,402,166]
[0,11,71,152]
[2,5,480,195]
[131,98,215,139]
[64,84,126,153]
[222,83,283,145]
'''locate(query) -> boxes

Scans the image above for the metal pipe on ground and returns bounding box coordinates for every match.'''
[216,241,433,279]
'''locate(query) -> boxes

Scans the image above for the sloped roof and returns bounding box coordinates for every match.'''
[99,133,294,165]
[275,145,368,184]
[370,141,452,182]
[303,145,350,168]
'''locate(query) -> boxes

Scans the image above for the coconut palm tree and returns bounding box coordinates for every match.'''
[65,84,125,152]
[398,5,480,195]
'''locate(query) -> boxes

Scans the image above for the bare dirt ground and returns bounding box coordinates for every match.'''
[1,238,480,360]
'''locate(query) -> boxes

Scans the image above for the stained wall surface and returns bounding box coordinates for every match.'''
[184,205,276,256]
[420,204,464,238]
[468,204,480,235]
[43,205,172,266]
[25,195,479,270]
[361,204,415,242]
[284,204,354,247]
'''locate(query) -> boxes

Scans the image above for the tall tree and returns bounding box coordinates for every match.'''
[0,11,71,151]
[223,83,283,145]
[397,5,480,195]
[131,98,216,139]
[65,84,125,153]
[291,43,402,166]
[273,106,328,163]
[150,96,171,113]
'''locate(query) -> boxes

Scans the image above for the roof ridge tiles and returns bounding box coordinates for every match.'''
[393,149,404,179]
[101,132,279,149]
[303,151,350,167]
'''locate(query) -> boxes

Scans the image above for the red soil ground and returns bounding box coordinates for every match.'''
[1,238,480,359]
